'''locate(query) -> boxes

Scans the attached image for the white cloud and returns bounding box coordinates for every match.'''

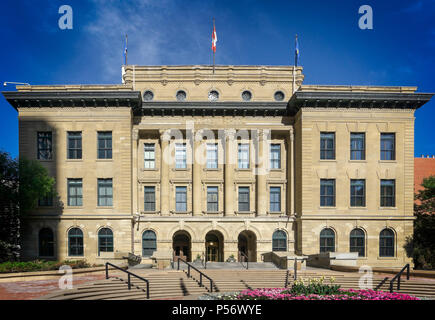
[84,0,215,82]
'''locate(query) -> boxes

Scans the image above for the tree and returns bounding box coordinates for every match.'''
[0,150,56,262]
[405,176,435,269]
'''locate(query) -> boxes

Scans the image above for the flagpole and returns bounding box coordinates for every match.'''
[292,34,297,94]
[213,18,215,75]
[125,34,128,65]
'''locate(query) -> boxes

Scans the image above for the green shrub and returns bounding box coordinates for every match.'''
[0,259,97,273]
[282,276,342,296]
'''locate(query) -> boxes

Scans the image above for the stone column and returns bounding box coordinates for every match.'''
[160,130,171,216]
[256,129,268,216]
[131,129,139,254]
[289,128,295,216]
[192,130,202,216]
[224,130,236,216]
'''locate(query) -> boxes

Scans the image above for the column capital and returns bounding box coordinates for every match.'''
[225,129,237,141]
[159,129,172,141]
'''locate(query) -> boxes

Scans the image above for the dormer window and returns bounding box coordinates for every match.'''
[176,90,187,101]
[208,90,219,101]
[274,91,285,101]
[143,90,154,101]
[242,90,252,101]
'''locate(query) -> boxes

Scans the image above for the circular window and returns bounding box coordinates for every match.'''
[143,90,154,101]
[208,90,219,101]
[241,90,252,101]
[176,90,187,101]
[274,91,285,101]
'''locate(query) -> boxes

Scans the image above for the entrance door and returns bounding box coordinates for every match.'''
[173,232,191,262]
[205,231,223,262]
[238,230,257,262]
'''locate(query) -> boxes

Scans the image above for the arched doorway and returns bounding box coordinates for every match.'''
[205,231,224,262]
[238,230,257,262]
[173,230,191,262]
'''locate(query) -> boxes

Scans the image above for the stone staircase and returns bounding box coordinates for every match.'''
[40,268,435,300]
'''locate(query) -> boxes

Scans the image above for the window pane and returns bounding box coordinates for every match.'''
[144,143,155,169]
[270,144,281,169]
[350,179,365,207]
[206,143,218,169]
[142,230,157,257]
[270,187,281,212]
[207,186,218,212]
[175,143,187,169]
[98,132,112,159]
[37,132,52,160]
[320,132,335,160]
[320,179,335,207]
[175,186,187,211]
[144,186,156,211]
[98,179,113,206]
[238,144,250,169]
[380,133,395,160]
[238,187,250,212]
[350,133,365,160]
[272,230,287,251]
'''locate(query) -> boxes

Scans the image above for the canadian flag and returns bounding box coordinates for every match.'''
[212,24,217,53]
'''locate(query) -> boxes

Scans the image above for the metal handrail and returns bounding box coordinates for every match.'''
[177,258,214,292]
[389,264,410,293]
[285,269,290,288]
[239,251,249,269]
[105,262,150,299]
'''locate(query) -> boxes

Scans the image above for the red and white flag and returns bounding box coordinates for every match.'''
[212,24,217,53]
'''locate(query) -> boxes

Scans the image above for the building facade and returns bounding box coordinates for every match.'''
[3,65,433,268]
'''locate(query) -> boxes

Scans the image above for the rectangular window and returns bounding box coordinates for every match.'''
[350,179,366,207]
[238,187,250,212]
[37,131,52,160]
[380,133,395,160]
[270,187,281,212]
[175,186,187,212]
[98,131,112,159]
[238,143,250,169]
[175,143,187,169]
[350,133,365,160]
[320,179,336,207]
[320,132,335,160]
[38,195,53,207]
[207,186,219,212]
[270,144,281,169]
[144,186,156,211]
[67,131,82,159]
[67,178,83,206]
[381,180,395,207]
[206,143,218,169]
[144,143,155,169]
[98,178,113,206]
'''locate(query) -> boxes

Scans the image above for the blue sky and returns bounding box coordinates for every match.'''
[0,0,434,157]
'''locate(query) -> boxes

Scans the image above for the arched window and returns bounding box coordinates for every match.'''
[39,228,54,257]
[142,230,157,257]
[320,228,335,253]
[272,230,287,252]
[379,229,395,257]
[68,228,83,256]
[350,228,365,257]
[98,228,113,255]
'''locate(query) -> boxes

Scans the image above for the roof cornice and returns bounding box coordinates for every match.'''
[137,101,289,117]
[288,91,434,113]
[2,91,142,110]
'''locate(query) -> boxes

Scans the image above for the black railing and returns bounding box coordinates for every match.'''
[389,264,410,293]
[285,269,290,288]
[177,258,214,292]
[105,262,150,299]
[239,251,249,269]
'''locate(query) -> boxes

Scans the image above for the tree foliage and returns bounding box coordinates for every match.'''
[406,176,435,269]
[0,150,56,262]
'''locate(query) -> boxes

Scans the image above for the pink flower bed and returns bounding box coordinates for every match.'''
[234,288,419,300]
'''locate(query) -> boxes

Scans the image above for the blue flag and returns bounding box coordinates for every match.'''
[295,35,299,67]
[124,35,128,65]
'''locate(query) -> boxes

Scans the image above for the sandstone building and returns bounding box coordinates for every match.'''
[3,65,433,268]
